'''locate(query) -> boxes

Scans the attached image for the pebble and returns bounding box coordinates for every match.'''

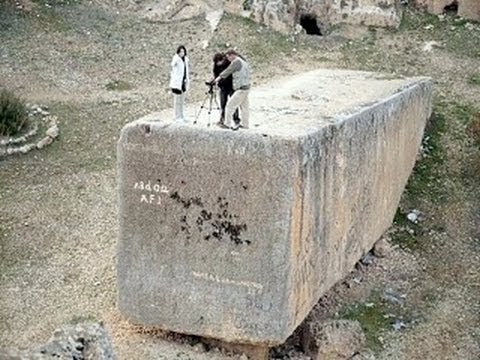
[192,342,206,352]
[46,124,59,139]
[383,289,405,305]
[407,211,418,223]
[360,252,374,266]
[37,136,53,149]
[392,319,407,331]
[407,212,418,223]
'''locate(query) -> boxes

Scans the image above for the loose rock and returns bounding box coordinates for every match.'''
[0,322,115,359]
[301,319,366,360]
[361,252,375,266]
[37,136,53,149]
[46,124,59,139]
[406,210,420,223]
[373,238,389,258]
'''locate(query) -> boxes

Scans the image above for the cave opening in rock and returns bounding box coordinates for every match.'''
[443,1,459,15]
[299,13,322,35]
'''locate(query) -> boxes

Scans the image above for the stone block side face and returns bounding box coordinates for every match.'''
[117,126,299,344]
[285,80,433,331]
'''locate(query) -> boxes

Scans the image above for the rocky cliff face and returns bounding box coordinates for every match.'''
[414,0,480,21]
[227,0,401,34]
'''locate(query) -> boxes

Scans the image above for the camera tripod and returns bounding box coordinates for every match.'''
[193,84,221,126]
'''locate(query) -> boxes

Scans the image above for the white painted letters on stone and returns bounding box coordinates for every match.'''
[134,180,169,206]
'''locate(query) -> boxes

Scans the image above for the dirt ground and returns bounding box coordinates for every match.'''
[0,2,479,359]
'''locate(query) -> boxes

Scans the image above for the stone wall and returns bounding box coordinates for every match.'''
[117,69,432,345]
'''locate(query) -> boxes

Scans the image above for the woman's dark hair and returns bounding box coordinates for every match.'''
[176,45,187,56]
[213,52,225,63]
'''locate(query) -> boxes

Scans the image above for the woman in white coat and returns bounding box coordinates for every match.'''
[169,45,190,123]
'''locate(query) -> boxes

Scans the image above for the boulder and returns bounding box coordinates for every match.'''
[301,320,366,359]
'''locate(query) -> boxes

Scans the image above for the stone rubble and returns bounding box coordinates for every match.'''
[301,319,367,360]
[0,322,115,360]
[0,107,59,158]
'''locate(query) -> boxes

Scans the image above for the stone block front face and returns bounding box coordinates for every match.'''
[118,129,297,343]
[117,69,432,345]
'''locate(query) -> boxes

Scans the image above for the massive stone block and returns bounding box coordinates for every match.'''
[117,69,432,345]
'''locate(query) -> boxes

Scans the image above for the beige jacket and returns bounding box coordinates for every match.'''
[219,57,250,91]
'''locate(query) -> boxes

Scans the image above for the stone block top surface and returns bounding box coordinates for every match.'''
[134,68,429,138]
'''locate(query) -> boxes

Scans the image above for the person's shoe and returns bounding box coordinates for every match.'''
[218,123,229,129]
[231,123,240,131]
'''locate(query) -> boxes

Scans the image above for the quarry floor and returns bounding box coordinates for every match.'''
[1,2,480,359]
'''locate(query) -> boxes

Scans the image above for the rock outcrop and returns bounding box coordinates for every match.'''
[414,0,480,21]
[227,0,401,33]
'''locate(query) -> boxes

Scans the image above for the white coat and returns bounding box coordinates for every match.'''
[169,54,190,91]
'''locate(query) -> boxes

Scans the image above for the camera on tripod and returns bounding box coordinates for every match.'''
[204,80,215,94]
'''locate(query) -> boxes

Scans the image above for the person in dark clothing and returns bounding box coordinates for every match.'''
[212,53,239,127]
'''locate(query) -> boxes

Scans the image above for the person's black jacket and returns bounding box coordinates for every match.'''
[213,61,233,93]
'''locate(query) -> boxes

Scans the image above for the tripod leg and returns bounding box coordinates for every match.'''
[194,93,210,124]
[207,93,214,127]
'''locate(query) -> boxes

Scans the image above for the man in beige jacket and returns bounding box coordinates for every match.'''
[214,49,250,130]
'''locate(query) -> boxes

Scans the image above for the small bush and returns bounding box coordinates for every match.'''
[0,89,28,137]
[105,80,133,91]
[467,74,480,86]
[338,301,390,352]
[466,112,480,148]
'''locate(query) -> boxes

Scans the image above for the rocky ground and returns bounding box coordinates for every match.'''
[0,1,479,359]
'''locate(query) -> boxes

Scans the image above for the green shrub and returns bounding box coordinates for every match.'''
[468,74,480,86]
[105,80,133,91]
[0,89,28,137]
